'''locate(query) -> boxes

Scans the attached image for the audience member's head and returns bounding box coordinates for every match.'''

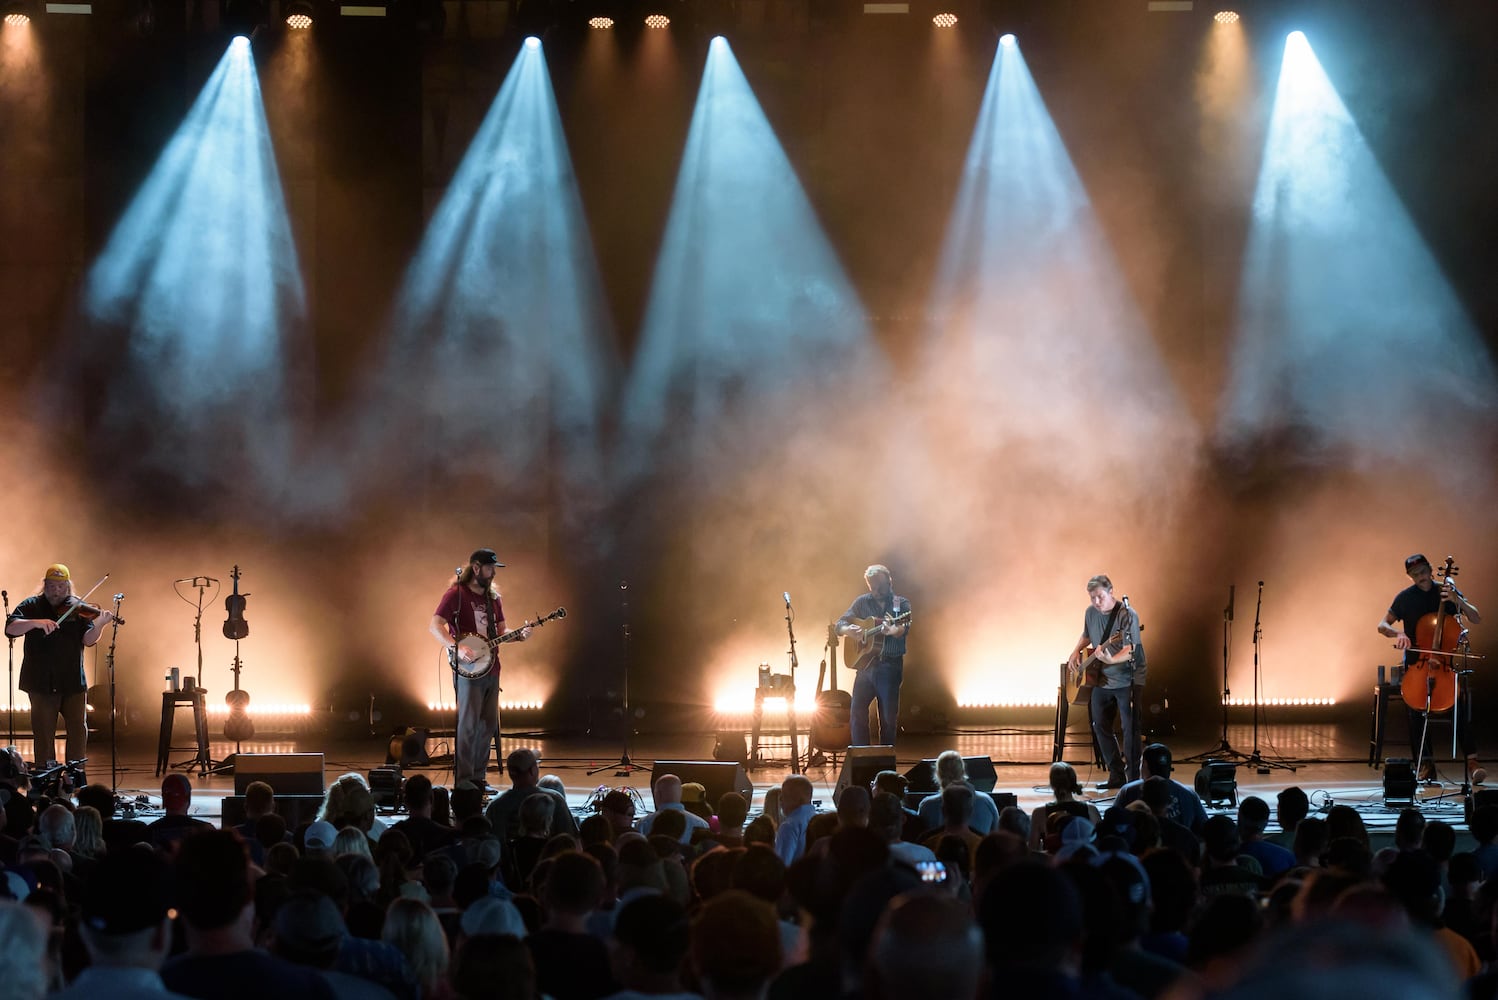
[835,785,871,829]
[997,806,1030,841]
[977,860,1082,972]
[0,899,49,999]
[78,849,175,968]
[543,851,606,918]
[244,781,276,820]
[869,791,905,845]
[730,844,786,905]
[1421,820,1456,864]
[452,934,536,1000]
[612,892,692,989]
[652,808,689,844]
[270,890,346,968]
[382,897,450,997]
[779,775,813,813]
[161,773,194,817]
[1393,808,1426,852]
[1276,787,1310,833]
[403,774,434,816]
[38,803,75,851]
[717,792,749,834]
[872,770,908,801]
[690,890,782,1000]
[1293,816,1329,867]
[332,826,372,858]
[506,749,542,789]
[1238,797,1272,839]
[1048,762,1083,798]
[1141,743,1173,779]
[935,750,967,789]
[518,793,555,839]
[175,829,252,934]
[1325,805,1370,848]
[653,774,684,807]
[939,784,975,830]
[600,790,637,836]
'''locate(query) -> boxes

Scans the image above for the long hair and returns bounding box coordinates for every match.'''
[454,564,501,598]
[383,898,450,996]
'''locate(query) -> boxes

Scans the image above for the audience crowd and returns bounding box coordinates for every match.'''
[1,741,1493,1000]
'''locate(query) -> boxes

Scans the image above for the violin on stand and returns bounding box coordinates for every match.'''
[223,566,254,746]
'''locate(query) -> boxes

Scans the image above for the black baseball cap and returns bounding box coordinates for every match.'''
[470,548,505,568]
[83,850,173,934]
[1142,743,1173,776]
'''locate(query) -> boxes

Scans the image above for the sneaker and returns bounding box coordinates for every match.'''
[1103,774,1127,790]
[1470,756,1487,786]
[1419,760,1437,782]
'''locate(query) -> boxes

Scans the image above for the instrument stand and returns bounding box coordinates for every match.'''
[172,580,220,776]
[1413,641,1473,789]
[589,579,648,778]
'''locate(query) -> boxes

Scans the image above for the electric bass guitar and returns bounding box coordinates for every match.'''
[452,607,567,680]
[842,610,913,673]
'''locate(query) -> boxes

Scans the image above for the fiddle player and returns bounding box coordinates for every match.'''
[1379,553,1483,783]
[4,564,114,779]
[835,564,911,746]
[1066,574,1145,789]
[428,549,529,791]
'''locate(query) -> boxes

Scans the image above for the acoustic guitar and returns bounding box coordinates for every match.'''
[1067,618,1132,706]
[811,623,853,751]
[452,607,567,680]
[842,610,913,673]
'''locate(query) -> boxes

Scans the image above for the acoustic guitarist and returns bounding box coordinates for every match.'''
[429,548,530,790]
[1379,553,1482,784]
[1065,574,1143,789]
[835,564,911,747]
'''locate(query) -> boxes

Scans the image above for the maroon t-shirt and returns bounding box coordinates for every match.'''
[435,585,506,641]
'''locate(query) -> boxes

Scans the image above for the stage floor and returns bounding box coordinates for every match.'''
[11,719,1489,838]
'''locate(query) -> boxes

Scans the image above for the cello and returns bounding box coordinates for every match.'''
[1400,557,1465,713]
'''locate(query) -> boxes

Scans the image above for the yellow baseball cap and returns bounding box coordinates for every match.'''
[44,564,70,582]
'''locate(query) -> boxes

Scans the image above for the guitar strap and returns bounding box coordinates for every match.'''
[485,590,499,642]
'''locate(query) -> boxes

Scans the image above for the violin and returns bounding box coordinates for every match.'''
[223,565,249,640]
[57,596,125,626]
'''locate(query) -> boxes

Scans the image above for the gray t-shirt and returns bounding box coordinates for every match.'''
[1084,603,1144,688]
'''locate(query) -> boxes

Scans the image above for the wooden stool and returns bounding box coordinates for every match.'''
[156,687,209,776]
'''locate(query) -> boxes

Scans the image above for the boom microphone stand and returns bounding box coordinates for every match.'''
[783,592,801,776]
[590,579,648,777]
[1245,582,1297,773]
[4,589,13,746]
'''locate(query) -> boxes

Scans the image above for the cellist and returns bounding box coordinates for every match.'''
[1379,553,1483,783]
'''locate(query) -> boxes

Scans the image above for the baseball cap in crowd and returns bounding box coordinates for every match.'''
[461,896,527,938]
[1142,743,1173,777]
[44,564,70,582]
[304,820,338,851]
[469,549,506,568]
[680,782,707,805]
[1054,818,1098,862]
[82,851,173,934]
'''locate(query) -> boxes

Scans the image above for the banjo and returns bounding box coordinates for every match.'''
[452,607,567,680]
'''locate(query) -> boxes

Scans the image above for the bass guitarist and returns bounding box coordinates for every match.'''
[835,564,911,747]
[1065,574,1143,789]
[429,548,530,790]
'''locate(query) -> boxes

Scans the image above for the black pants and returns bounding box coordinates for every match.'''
[1091,685,1141,781]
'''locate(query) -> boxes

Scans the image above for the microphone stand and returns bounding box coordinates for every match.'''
[589,579,647,777]
[3,590,13,746]
[1245,581,1296,773]
[1182,585,1250,764]
[173,579,218,775]
[104,594,124,793]
[784,594,801,776]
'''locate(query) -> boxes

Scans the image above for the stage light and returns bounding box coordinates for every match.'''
[999,32,1015,46]
[588,16,612,28]
[2,1,33,26]
[644,13,668,28]
[932,12,957,27]
[525,34,540,47]
[284,0,313,28]
[1213,10,1238,23]
[1194,760,1238,807]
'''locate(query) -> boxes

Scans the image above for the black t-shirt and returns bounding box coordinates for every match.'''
[7,595,91,696]
[162,949,337,1000]
[1389,583,1459,667]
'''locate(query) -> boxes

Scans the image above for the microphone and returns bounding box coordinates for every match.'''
[783,591,791,606]
[113,593,125,601]
[1225,584,1235,622]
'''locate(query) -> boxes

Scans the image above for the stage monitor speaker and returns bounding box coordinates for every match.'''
[903,756,999,794]
[232,752,325,796]
[835,745,898,804]
[220,794,325,830]
[1466,788,1498,825]
[650,761,753,809]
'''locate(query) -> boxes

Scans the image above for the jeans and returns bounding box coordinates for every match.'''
[28,690,87,770]
[1091,684,1140,781]
[850,657,903,746]
[453,672,500,785]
